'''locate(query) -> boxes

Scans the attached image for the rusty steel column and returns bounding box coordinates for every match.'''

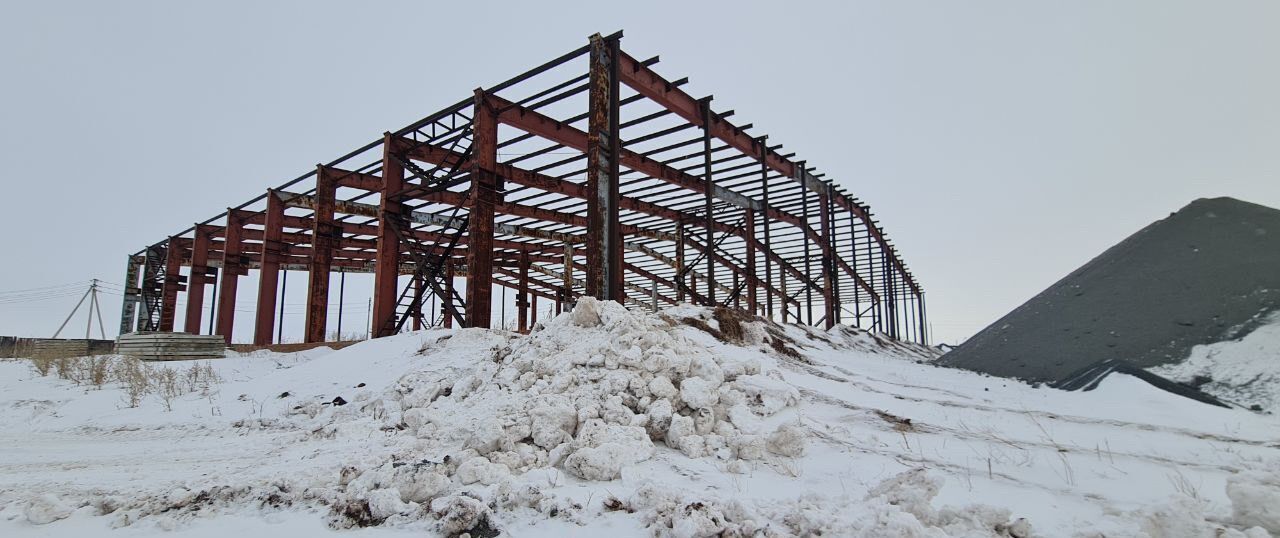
[918,292,928,345]
[253,190,286,345]
[184,224,214,334]
[819,186,835,329]
[800,180,813,325]
[562,244,574,308]
[675,223,686,302]
[531,295,538,327]
[216,210,248,344]
[585,33,624,303]
[412,276,424,331]
[744,209,758,314]
[372,133,406,337]
[466,90,500,328]
[780,269,788,323]
[700,98,715,306]
[158,237,186,332]
[517,250,530,333]
[758,138,773,320]
[443,263,455,329]
[305,165,338,343]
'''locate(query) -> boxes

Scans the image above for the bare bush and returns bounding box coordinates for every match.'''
[29,356,53,377]
[184,361,222,395]
[54,357,79,383]
[82,356,112,388]
[114,357,150,408]
[153,366,183,412]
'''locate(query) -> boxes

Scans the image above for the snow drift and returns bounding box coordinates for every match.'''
[1,299,1278,537]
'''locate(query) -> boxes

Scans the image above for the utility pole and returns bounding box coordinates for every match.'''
[53,279,106,340]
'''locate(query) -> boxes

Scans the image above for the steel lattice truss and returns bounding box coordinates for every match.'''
[120,32,928,346]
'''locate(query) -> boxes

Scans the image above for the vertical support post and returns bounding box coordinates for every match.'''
[253,190,285,346]
[819,185,835,329]
[119,255,143,335]
[744,209,758,314]
[216,210,247,344]
[883,249,897,339]
[675,222,685,302]
[518,250,530,333]
[412,276,424,331]
[758,138,773,320]
[466,90,499,328]
[585,32,624,303]
[336,271,345,338]
[372,133,406,337]
[531,295,538,327]
[443,264,455,329]
[799,167,813,326]
[846,213,860,328]
[184,224,214,334]
[277,269,287,344]
[918,292,928,345]
[158,237,185,332]
[208,269,218,335]
[562,244,574,308]
[733,272,740,309]
[306,165,338,343]
[700,98,716,306]
[780,269,788,323]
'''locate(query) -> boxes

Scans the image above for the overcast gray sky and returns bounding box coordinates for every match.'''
[1,1,1277,344]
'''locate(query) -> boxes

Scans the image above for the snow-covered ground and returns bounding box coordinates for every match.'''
[1,299,1277,537]
[1150,312,1280,414]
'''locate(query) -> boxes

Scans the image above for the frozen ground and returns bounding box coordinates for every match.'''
[1,299,1277,537]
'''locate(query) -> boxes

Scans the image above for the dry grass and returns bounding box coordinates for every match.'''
[712,306,750,344]
[30,356,53,376]
[27,355,224,410]
[114,357,150,408]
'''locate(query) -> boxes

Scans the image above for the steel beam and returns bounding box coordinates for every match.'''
[215,209,249,344]
[467,90,500,328]
[744,209,757,313]
[253,190,285,345]
[158,237,186,332]
[305,165,338,343]
[819,187,835,329]
[184,224,215,334]
[372,133,406,337]
[517,250,530,332]
[585,33,624,303]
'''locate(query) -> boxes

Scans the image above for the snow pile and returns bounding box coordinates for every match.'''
[396,298,807,478]
[1150,312,1280,413]
[614,467,1034,538]
[1,299,1278,537]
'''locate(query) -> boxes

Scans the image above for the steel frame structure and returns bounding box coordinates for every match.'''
[119,32,928,346]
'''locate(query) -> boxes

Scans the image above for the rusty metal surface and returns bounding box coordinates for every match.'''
[372,133,406,337]
[127,33,929,345]
[184,225,214,334]
[305,167,339,343]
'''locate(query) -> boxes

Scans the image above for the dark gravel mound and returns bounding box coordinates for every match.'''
[941,197,1280,386]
